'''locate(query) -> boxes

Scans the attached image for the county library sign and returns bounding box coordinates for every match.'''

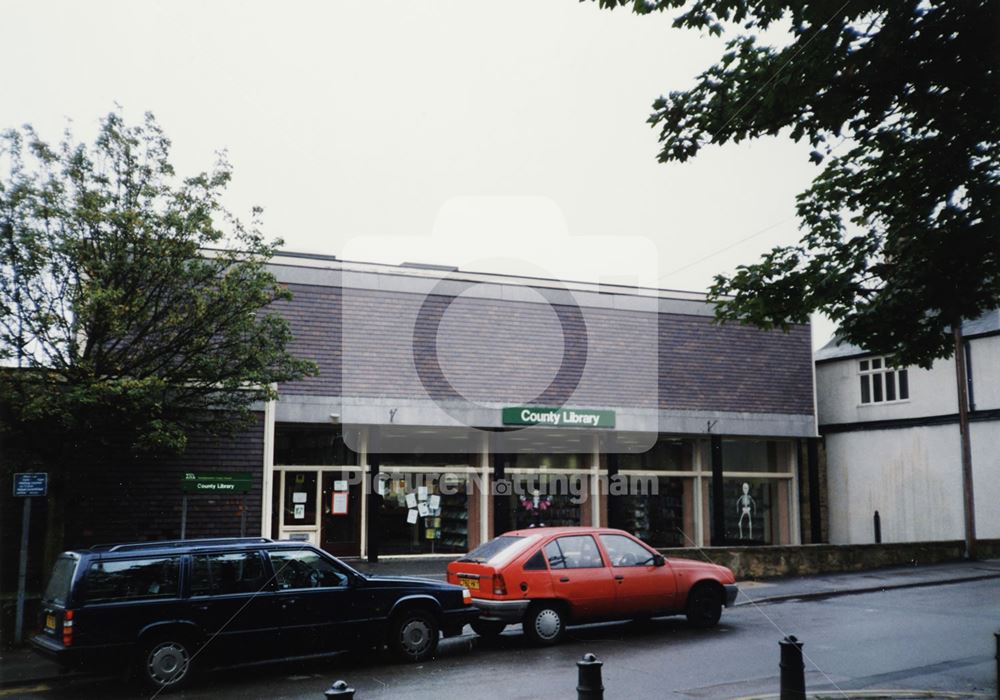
[502,406,616,428]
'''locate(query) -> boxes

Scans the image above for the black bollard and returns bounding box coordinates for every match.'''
[577,653,604,700]
[324,680,356,699]
[874,511,882,544]
[779,635,806,700]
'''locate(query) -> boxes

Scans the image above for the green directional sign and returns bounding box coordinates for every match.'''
[182,472,253,494]
[502,406,615,429]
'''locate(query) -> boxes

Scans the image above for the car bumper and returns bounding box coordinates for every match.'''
[723,584,739,606]
[31,634,78,667]
[470,598,531,623]
[441,606,480,637]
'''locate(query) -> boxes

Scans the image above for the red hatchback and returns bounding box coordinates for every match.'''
[447,527,738,644]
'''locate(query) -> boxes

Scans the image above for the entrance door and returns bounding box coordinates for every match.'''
[321,472,361,557]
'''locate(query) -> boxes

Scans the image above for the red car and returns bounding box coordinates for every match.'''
[447,526,738,644]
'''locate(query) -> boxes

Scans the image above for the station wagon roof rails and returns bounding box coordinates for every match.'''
[90,537,273,552]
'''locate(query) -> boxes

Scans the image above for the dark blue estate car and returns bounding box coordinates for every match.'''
[31,538,477,690]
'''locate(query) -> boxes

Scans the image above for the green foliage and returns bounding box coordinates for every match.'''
[592,0,1000,367]
[0,111,315,458]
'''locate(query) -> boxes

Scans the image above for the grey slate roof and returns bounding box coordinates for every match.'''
[814,309,1000,363]
[270,258,815,418]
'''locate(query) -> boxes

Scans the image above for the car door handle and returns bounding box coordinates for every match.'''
[195,604,211,612]
[559,576,570,583]
[614,575,625,581]
[282,599,298,607]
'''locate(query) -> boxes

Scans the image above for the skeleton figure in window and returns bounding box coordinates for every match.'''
[737,482,756,539]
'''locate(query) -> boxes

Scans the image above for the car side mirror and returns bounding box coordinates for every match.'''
[652,554,666,567]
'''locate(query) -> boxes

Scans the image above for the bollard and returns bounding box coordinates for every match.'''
[577,652,604,700]
[324,680,356,699]
[873,511,881,544]
[779,635,806,700]
[994,631,998,700]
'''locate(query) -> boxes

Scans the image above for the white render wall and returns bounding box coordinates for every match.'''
[826,421,1000,544]
[820,333,1000,544]
[969,335,1000,410]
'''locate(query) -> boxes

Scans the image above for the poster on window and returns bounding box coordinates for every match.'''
[331,491,349,515]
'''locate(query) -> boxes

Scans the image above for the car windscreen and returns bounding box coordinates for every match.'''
[458,535,531,564]
[43,556,78,606]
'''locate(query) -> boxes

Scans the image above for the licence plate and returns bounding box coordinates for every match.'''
[458,578,479,590]
[45,614,56,631]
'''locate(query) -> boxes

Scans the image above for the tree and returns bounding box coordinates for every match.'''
[0,111,315,554]
[594,0,999,556]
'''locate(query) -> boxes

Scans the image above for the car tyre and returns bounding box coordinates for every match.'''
[471,619,507,639]
[523,602,566,645]
[137,634,196,692]
[389,608,440,662]
[685,584,723,628]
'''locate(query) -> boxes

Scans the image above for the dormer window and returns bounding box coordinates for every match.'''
[859,357,909,404]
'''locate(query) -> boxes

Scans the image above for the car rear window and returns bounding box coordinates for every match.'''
[82,557,180,603]
[43,556,77,606]
[459,536,527,564]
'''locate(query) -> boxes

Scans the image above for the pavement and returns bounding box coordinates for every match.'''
[1,557,998,691]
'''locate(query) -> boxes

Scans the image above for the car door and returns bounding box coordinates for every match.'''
[543,535,617,620]
[186,551,278,663]
[598,534,677,616]
[267,548,360,656]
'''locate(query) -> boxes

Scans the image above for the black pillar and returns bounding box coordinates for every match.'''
[493,451,511,534]
[710,435,725,546]
[605,452,620,529]
[367,448,380,563]
[807,438,822,544]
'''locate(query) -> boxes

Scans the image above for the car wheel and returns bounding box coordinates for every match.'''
[471,620,507,639]
[685,584,723,628]
[389,609,440,662]
[138,635,195,691]
[523,603,565,645]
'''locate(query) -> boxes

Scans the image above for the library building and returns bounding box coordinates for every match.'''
[254,252,821,560]
[32,252,821,560]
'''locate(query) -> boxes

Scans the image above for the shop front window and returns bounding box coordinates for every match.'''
[612,437,697,547]
[275,424,356,466]
[720,478,790,545]
[377,473,470,554]
[505,471,585,530]
[617,438,693,470]
[616,476,694,548]
[721,439,784,473]
[283,471,317,524]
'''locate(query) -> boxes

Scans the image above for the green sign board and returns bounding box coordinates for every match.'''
[502,406,615,429]
[182,472,253,494]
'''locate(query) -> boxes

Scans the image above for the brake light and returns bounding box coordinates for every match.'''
[462,588,472,605]
[62,610,74,647]
[493,573,507,596]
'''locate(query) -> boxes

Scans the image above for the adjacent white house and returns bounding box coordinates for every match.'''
[815,311,1000,545]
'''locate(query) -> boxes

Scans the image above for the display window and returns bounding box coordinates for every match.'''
[615,476,696,548]
[377,473,471,554]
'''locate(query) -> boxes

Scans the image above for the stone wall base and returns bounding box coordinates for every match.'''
[661,539,1000,579]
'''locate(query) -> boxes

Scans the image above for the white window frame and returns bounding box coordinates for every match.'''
[858,356,910,406]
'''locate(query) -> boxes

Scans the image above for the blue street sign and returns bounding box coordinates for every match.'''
[13,473,47,497]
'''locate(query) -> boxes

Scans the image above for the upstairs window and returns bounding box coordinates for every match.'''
[859,357,909,404]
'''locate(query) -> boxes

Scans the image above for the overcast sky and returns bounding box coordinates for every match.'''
[2,0,835,347]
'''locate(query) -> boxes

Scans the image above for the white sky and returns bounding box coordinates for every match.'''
[2,0,836,348]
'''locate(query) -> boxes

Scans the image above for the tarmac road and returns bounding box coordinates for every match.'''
[5,577,999,700]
